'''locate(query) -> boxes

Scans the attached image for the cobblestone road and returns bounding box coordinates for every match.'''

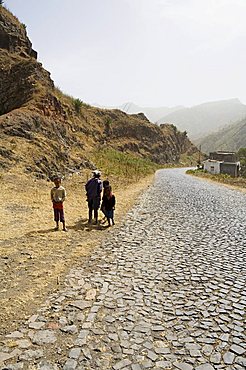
[1,169,245,370]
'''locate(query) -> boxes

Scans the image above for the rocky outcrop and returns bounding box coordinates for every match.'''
[0,6,53,115]
[0,50,53,114]
[108,114,196,164]
[0,6,37,58]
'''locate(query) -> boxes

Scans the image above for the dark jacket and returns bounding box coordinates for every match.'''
[101,194,116,211]
[85,178,102,201]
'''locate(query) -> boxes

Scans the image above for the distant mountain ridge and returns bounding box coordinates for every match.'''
[195,117,246,154]
[95,102,183,123]
[99,99,246,141]
[157,98,246,139]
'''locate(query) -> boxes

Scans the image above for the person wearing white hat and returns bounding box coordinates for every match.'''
[85,170,103,224]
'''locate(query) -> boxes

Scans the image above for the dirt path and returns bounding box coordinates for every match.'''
[0,171,153,335]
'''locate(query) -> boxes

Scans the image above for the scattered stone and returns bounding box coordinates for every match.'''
[28,322,45,330]
[69,347,81,359]
[19,349,43,361]
[85,288,97,300]
[46,322,60,330]
[32,330,57,345]
[27,314,39,323]
[6,331,24,339]
[60,325,77,334]
[63,359,77,369]
[37,360,59,369]
[16,339,32,349]
[69,300,92,310]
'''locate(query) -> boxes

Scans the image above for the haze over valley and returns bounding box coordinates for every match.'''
[99,99,246,152]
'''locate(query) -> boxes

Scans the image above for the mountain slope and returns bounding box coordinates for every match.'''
[95,102,183,123]
[116,102,184,123]
[195,118,246,154]
[157,99,246,139]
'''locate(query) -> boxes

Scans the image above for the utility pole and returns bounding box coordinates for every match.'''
[198,145,201,168]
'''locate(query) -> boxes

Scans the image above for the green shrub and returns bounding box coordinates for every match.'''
[186,169,246,189]
[73,98,83,114]
[92,148,160,183]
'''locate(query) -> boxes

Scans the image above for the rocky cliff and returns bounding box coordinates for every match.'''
[0,6,198,178]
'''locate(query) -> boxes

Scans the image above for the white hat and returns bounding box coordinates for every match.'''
[92,170,101,177]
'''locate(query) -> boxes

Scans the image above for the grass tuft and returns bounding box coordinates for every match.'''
[186,169,246,189]
[91,148,160,185]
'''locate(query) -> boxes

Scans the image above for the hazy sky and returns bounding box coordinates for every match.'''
[4,0,246,107]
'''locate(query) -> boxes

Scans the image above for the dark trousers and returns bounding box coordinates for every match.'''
[88,198,100,221]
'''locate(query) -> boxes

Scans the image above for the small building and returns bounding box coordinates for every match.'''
[209,151,237,162]
[203,159,222,175]
[203,151,240,177]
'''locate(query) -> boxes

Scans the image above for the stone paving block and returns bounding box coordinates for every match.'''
[230,344,245,355]
[194,365,215,370]
[131,364,142,370]
[32,330,57,345]
[60,325,77,334]
[113,359,132,369]
[223,351,235,364]
[235,356,246,367]
[19,349,43,361]
[173,362,193,370]
[141,359,153,368]
[155,360,172,369]
[63,358,77,369]
[68,347,81,359]
[210,352,221,364]
[37,360,59,370]
[28,322,45,330]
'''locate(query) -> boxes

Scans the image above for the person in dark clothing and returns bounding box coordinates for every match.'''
[85,170,102,224]
[103,179,110,189]
[101,185,116,226]
[101,179,110,222]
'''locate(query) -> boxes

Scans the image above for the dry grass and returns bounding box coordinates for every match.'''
[0,6,21,28]
[186,169,246,193]
[0,169,154,335]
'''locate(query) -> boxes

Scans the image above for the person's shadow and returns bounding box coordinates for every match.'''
[25,228,58,236]
[68,218,108,232]
[24,219,108,236]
